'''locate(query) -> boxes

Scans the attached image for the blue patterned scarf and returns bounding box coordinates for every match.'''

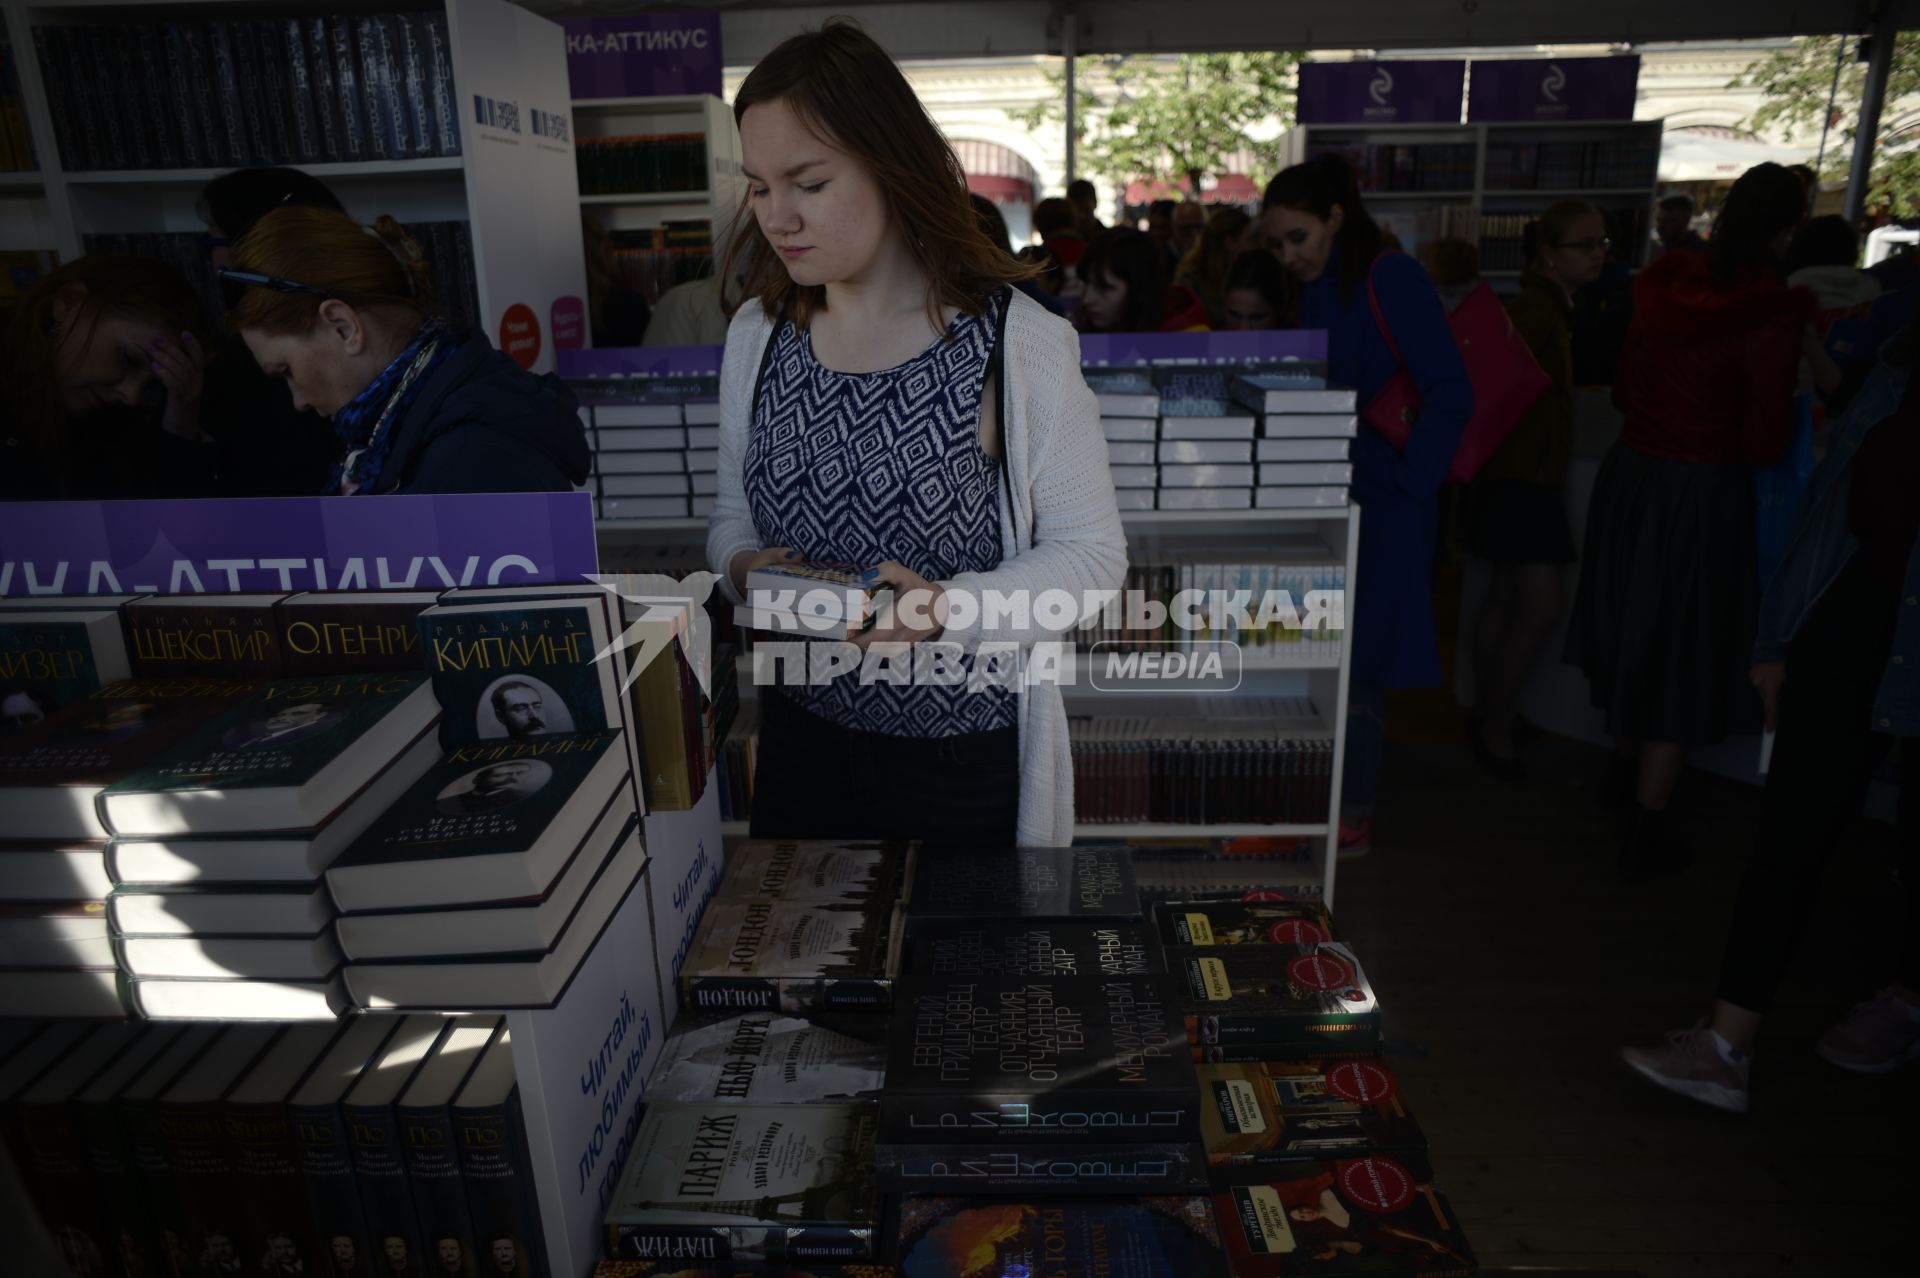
[328,320,455,495]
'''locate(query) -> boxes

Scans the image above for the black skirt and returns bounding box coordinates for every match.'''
[1461,477,1577,565]
[1565,441,1764,745]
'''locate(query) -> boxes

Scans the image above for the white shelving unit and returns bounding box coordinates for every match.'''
[571,92,744,239]
[1292,118,1665,282]
[0,0,588,374]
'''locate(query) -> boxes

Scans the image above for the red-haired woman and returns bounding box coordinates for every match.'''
[707,19,1127,846]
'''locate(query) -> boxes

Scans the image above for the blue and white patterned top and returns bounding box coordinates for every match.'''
[743,293,1016,737]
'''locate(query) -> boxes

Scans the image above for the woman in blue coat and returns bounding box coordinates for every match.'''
[1263,156,1474,853]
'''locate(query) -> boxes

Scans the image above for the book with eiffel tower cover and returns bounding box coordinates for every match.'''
[604,1102,880,1264]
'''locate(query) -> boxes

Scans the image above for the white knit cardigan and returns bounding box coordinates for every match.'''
[706,288,1129,845]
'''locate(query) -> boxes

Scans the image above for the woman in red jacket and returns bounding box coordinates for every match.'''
[1567,163,1816,880]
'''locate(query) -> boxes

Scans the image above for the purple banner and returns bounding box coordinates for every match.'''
[557,345,725,379]
[1469,56,1641,122]
[563,14,721,100]
[0,494,599,599]
[1078,330,1328,368]
[1297,61,1465,125]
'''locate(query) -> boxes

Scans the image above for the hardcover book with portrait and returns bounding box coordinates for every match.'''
[97,671,437,837]
[417,596,622,749]
[0,605,132,733]
[0,677,258,839]
[326,729,629,911]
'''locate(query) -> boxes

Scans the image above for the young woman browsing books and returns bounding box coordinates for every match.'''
[707,19,1127,845]
[220,207,589,496]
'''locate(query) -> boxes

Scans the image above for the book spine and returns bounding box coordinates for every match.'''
[874,1142,1205,1194]
[134,26,178,168]
[228,20,269,164]
[79,1094,167,1277]
[455,1089,550,1278]
[279,20,321,165]
[254,20,298,167]
[303,18,342,163]
[110,27,154,169]
[329,17,367,163]
[83,27,127,170]
[159,1099,257,1278]
[175,26,222,173]
[205,22,250,169]
[290,1100,375,1276]
[397,15,434,160]
[426,15,461,157]
[228,1100,322,1276]
[400,1102,476,1275]
[607,1222,877,1265]
[16,1102,119,1276]
[157,26,205,169]
[29,29,79,170]
[345,1101,427,1276]
[355,16,399,162]
[124,1095,199,1278]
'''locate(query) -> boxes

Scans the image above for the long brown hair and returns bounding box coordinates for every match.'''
[5,254,206,489]
[227,207,434,333]
[718,17,1032,329]
[1176,206,1252,291]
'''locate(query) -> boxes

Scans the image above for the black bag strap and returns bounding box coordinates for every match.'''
[750,306,784,424]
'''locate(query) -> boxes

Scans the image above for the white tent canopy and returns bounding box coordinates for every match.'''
[1660,128,1818,183]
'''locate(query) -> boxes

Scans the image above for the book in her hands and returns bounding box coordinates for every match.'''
[1166,943,1379,1053]
[326,729,628,912]
[645,1013,888,1104]
[104,725,440,883]
[342,816,646,1010]
[0,606,132,732]
[1198,1058,1426,1176]
[97,671,438,836]
[335,776,635,959]
[741,562,889,638]
[907,846,1141,922]
[0,677,257,838]
[604,1102,880,1264]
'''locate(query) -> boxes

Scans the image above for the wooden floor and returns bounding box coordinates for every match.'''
[1338,726,1917,1277]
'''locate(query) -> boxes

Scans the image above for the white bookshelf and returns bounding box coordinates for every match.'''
[571,92,743,239]
[1291,118,1665,280]
[0,0,588,374]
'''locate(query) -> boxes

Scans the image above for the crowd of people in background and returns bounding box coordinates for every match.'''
[0,31,1912,1112]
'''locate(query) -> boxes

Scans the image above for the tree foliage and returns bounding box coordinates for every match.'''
[1008,53,1299,198]
[1731,34,1920,217]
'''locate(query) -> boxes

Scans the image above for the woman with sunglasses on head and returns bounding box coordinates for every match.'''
[1461,200,1610,783]
[4,254,236,500]
[708,19,1126,847]
[223,207,588,496]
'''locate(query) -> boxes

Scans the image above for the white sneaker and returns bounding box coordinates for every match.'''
[1815,986,1920,1075]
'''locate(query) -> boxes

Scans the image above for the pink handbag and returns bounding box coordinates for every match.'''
[1362,255,1550,484]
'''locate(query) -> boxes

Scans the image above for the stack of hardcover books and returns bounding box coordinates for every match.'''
[1229,375,1357,510]
[603,841,909,1266]
[0,1014,548,1276]
[578,379,722,521]
[330,586,649,1014]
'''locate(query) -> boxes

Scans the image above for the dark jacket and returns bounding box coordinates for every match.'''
[1300,244,1473,689]
[1615,250,1813,467]
[1479,264,1574,488]
[371,336,590,495]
